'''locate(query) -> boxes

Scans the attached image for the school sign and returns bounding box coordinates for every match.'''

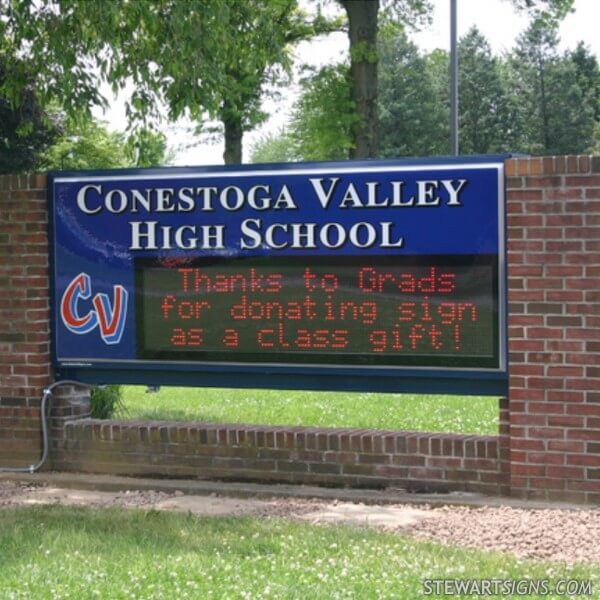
[49,157,507,394]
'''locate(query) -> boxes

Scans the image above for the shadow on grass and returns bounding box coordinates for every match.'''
[0,505,280,569]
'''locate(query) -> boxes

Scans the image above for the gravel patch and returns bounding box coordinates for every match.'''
[404,505,600,566]
[113,489,177,507]
[249,499,600,566]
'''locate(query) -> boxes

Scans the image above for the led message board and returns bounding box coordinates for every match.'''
[49,158,507,394]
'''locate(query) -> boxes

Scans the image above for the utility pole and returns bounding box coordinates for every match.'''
[450,0,459,155]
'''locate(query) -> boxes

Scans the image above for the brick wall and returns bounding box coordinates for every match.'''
[0,174,52,466]
[507,156,600,503]
[52,420,506,494]
[1,159,599,502]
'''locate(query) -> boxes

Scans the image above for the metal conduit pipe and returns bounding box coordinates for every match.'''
[0,380,96,474]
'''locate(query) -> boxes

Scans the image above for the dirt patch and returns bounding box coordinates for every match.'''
[0,481,43,505]
[0,481,277,516]
[1,480,598,566]
[301,501,434,528]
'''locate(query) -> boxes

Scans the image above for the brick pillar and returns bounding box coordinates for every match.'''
[507,155,600,503]
[0,174,91,470]
[0,174,52,467]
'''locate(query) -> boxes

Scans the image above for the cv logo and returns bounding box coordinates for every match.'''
[60,273,128,345]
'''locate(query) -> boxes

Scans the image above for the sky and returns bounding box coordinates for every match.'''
[96,0,600,166]
[414,0,600,55]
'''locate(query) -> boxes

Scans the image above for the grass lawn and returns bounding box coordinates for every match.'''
[1,505,597,599]
[119,386,499,435]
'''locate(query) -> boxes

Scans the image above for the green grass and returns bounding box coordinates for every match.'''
[119,386,499,434]
[0,505,597,599]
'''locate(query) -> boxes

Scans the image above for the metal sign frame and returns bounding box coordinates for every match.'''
[48,156,508,395]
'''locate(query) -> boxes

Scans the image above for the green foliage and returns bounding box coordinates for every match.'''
[215,1,342,163]
[250,130,298,164]
[569,42,600,122]
[121,386,499,435]
[422,48,451,152]
[90,385,124,420]
[508,16,597,155]
[39,115,172,170]
[544,60,597,154]
[272,14,599,162]
[1,505,598,599]
[379,0,433,28]
[508,0,575,21]
[39,117,128,170]
[250,64,357,164]
[125,129,173,168]
[457,28,517,155]
[0,53,60,174]
[349,40,379,63]
[1,0,340,164]
[378,23,448,157]
[335,0,575,159]
[337,0,434,158]
[2,0,581,167]
[291,64,358,161]
[3,0,223,121]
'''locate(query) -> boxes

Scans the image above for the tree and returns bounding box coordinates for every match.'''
[337,0,431,159]
[251,21,447,163]
[39,117,128,170]
[338,0,379,159]
[250,130,298,164]
[509,0,574,20]
[291,64,357,161]
[423,48,451,152]
[39,116,172,170]
[546,59,596,154]
[457,28,515,154]
[125,130,174,168]
[0,54,59,174]
[569,42,600,122]
[378,24,447,158]
[210,1,333,164]
[594,122,600,154]
[254,5,590,163]
[510,18,560,153]
[509,17,596,154]
[250,64,356,164]
[2,0,334,165]
[336,0,572,160]
[335,0,573,160]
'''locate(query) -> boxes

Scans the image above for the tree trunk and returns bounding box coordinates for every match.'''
[341,0,380,159]
[222,110,243,165]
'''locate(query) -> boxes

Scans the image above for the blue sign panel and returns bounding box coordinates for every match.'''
[49,157,507,394]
